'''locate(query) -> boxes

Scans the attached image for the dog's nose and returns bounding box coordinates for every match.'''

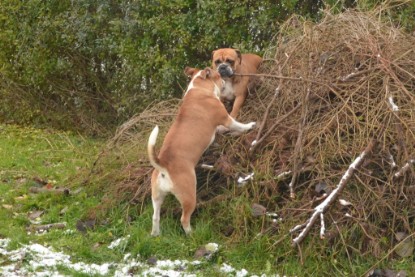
[217,64,234,78]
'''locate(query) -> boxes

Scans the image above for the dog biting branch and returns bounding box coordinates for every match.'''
[291,139,376,246]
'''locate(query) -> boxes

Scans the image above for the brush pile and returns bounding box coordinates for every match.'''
[90,10,415,255]
[239,10,415,247]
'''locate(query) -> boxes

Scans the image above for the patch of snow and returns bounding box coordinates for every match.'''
[220,262,236,273]
[339,199,352,206]
[0,239,110,276]
[63,229,75,235]
[388,96,399,111]
[0,238,287,277]
[205,242,219,253]
[238,172,254,186]
[236,268,249,277]
[108,235,130,249]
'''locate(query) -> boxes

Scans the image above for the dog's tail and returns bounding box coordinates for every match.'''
[147,125,165,173]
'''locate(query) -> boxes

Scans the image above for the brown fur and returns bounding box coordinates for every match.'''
[147,67,256,236]
[212,48,262,119]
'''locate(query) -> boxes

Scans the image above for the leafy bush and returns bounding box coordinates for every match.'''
[0,0,413,134]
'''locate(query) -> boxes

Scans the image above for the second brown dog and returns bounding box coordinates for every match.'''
[212,48,262,119]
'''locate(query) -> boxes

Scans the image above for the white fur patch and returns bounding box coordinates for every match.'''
[157,172,173,192]
[185,70,203,95]
[149,125,159,146]
[213,82,221,99]
[221,80,235,101]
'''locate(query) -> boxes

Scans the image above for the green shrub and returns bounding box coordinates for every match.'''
[0,0,413,134]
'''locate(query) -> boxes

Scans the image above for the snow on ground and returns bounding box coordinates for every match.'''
[0,237,288,277]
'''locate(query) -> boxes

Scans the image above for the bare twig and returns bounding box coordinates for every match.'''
[288,88,311,198]
[249,103,301,153]
[394,159,415,178]
[361,231,415,277]
[254,85,281,145]
[29,223,67,232]
[251,39,304,150]
[291,140,376,246]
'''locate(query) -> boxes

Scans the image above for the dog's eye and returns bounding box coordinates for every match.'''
[215,60,221,65]
[226,59,234,65]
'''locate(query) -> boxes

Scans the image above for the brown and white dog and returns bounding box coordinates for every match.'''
[212,48,262,119]
[147,67,256,236]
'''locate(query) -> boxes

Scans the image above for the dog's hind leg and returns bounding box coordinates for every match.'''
[151,190,167,236]
[180,192,196,235]
[151,170,169,236]
[180,197,196,234]
[172,171,197,235]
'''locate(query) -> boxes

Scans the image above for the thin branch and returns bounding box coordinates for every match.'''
[291,140,376,246]
[361,231,415,277]
[251,39,303,151]
[394,159,415,178]
[29,223,67,232]
[288,88,311,198]
[250,103,301,153]
[254,85,281,145]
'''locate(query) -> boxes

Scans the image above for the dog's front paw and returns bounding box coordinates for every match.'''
[247,122,256,130]
[216,125,229,134]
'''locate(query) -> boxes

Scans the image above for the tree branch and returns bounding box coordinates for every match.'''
[291,139,376,246]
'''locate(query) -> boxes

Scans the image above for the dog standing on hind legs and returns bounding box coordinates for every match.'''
[147,67,256,236]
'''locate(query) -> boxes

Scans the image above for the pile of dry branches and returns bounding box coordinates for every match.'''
[90,9,415,255]
[239,9,415,249]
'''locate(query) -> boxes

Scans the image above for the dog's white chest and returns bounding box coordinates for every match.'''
[221,80,235,101]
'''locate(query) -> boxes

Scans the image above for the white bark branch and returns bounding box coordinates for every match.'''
[291,140,375,246]
[394,159,415,178]
[320,213,325,239]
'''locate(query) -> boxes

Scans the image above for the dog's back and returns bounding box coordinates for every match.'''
[241,53,262,75]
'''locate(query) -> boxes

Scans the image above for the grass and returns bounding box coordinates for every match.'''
[1,124,414,276]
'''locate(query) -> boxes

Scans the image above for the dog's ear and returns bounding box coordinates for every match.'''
[184,67,197,78]
[211,50,216,62]
[200,67,211,79]
[234,49,242,64]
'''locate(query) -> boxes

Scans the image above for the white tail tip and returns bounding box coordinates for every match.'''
[149,125,159,146]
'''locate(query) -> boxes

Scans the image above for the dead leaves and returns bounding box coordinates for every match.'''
[394,232,414,258]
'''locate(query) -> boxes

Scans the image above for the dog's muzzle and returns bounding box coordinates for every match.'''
[217,63,234,78]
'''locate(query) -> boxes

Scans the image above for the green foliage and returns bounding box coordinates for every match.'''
[0,0,309,134]
[1,0,414,134]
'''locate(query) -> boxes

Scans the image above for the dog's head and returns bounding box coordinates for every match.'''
[184,67,224,97]
[211,48,242,78]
